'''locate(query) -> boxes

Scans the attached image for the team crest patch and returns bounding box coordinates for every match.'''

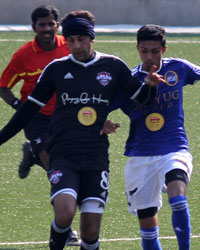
[96,72,112,86]
[49,171,63,184]
[164,71,178,86]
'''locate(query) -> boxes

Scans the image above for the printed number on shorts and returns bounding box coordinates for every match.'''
[100,171,109,190]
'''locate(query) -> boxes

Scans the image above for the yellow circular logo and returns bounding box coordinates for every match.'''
[145,113,164,131]
[78,107,97,126]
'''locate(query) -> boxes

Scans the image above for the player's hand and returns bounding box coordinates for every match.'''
[144,65,167,86]
[100,120,120,135]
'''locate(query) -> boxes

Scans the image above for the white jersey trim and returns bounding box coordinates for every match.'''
[27,96,45,107]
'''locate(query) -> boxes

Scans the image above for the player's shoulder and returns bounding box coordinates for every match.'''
[131,65,140,76]
[96,51,130,68]
[45,55,71,70]
[13,40,33,56]
[162,57,200,71]
[97,51,123,62]
[162,57,194,66]
[9,41,34,62]
[97,51,118,60]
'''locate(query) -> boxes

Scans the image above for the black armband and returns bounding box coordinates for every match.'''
[11,98,23,110]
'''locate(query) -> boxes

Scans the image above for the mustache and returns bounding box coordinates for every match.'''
[42,31,53,35]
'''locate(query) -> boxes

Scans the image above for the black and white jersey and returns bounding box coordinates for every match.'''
[27,51,154,159]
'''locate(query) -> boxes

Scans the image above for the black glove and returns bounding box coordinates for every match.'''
[11,98,23,110]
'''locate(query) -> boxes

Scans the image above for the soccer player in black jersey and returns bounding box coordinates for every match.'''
[0,10,166,250]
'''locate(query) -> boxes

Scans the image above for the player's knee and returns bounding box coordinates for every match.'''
[54,209,74,228]
[53,194,76,227]
[80,200,103,240]
[81,223,100,241]
[137,207,158,219]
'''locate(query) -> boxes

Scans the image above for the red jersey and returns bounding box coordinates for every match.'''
[0,34,70,115]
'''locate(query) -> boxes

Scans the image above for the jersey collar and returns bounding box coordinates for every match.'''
[138,60,163,74]
[70,51,101,67]
[32,34,62,53]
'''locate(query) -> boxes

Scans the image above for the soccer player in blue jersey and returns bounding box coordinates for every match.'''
[0,13,166,250]
[102,24,200,250]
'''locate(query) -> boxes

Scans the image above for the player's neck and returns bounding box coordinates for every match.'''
[37,38,57,51]
[142,62,161,72]
[83,51,96,63]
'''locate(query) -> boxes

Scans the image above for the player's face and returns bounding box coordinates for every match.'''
[66,35,94,62]
[32,14,59,46]
[137,40,167,72]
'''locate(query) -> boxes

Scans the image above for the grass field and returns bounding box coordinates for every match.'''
[0,31,200,249]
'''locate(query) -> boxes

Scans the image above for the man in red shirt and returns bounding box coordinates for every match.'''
[0,5,69,175]
[0,5,79,246]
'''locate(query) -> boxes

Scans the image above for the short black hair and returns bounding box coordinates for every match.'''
[137,24,166,47]
[31,5,60,25]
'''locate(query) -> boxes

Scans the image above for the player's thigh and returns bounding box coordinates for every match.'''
[162,151,193,181]
[125,156,162,213]
[78,169,109,208]
[47,159,81,203]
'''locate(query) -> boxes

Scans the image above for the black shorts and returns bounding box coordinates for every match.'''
[23,113,51,155]
[47,157,109,205]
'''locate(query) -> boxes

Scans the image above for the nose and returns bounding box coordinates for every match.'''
[73,40,81,49]
[146,52,153,60]
[43,24,51,31]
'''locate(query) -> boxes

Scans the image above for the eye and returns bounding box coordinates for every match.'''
[78,36,86,42]
[38,23,46,28]
[48,22,56,27]
[152,50,160,54]
[66,38,74,43]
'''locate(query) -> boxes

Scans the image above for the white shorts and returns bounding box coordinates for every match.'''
[124,151,193,215]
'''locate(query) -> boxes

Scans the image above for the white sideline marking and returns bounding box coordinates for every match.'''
[0,235,199,246]
[1,39,200,44]
[1,24,200,34]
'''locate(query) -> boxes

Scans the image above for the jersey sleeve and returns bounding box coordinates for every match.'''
[180,59,200,85]
[117,60,157,105]
[0,51,24,89]
[28,63,56,106]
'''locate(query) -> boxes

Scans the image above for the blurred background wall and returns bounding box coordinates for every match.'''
[0,0,200,26]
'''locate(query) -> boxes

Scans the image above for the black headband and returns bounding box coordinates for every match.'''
[62,17,95,39]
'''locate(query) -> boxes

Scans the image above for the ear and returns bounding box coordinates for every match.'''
[56,22,60,31]
[32,24,36,33]
[162,45,167,54]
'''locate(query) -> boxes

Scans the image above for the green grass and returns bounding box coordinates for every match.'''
[0,31,200,249]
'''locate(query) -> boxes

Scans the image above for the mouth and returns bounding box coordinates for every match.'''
[42,32,53,38]
[145,61,154,66]
[74,51,84,58]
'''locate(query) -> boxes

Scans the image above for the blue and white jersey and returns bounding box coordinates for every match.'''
[110,57,200,156]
